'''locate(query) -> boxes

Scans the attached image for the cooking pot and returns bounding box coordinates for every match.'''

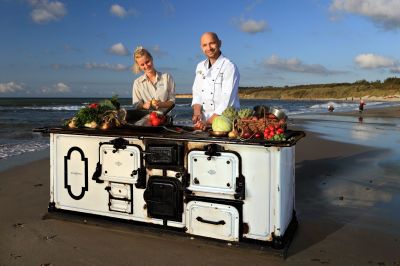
[253,105,270,118]
[270,107,287,120]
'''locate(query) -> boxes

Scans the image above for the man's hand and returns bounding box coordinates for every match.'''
[192,113,202,124]
[206,113,219,125]
[192,104,203,124]
[193,120,207,131]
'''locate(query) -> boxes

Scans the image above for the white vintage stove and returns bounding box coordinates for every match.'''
[49,126,304,249]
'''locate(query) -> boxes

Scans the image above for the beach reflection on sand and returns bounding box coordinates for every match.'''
[295,114,400,149]
[293,114,400,234]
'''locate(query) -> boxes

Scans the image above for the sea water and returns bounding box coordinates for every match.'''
[0,97,399,160]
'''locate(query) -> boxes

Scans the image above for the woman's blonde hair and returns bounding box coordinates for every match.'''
[132,46,153,74]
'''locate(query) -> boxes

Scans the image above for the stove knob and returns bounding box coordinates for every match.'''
[194,178,200,184]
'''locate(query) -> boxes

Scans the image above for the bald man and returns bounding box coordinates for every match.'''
[191,32,240,129]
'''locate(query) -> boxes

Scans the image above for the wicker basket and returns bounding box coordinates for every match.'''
[235,117,284,135]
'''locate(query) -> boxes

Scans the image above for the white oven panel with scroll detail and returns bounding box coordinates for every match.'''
[187,150,239,197]
[99,144,141,184]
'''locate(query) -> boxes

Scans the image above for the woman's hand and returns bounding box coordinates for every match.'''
[142,101,151,110]
[151,99,160,109]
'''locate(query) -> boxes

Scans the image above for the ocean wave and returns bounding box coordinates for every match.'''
[0,141,49,160]
[22,105,83,111]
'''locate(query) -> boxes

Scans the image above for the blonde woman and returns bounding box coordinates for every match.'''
[132,46,175,110]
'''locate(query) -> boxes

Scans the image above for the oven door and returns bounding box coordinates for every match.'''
[187,150,240,197]
[143,176,183,222]
[144,142,184,171]
[185,200,239,242]
[99,143,142,184]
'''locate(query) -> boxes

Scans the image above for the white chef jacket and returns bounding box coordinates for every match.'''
[191,54,240,121]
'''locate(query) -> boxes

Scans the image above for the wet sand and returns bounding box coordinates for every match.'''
[334,105,400,118]
[1,107,400,265]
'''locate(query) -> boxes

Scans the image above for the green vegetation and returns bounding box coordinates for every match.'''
[238,77,400,100]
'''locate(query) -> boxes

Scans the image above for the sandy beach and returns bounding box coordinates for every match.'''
[1,107,400,265]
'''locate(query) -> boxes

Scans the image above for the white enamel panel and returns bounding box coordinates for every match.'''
[185,201,239,242]
[100,144,141,183]
[109,182,132,200]
[187,150,239,195]
[109,198,132,213]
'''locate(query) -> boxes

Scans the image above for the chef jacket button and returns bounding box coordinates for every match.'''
[203,102,205,104]
[211,92,213,94]
[212,79,214,81]
[202,90,204,92]
[211,103,213,106]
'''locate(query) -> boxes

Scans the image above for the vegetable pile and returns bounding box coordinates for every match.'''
[212,106,288,141]
[65,95,126,129]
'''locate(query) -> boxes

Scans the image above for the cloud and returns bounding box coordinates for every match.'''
[354,53,395,69]
[236,18,268,34]
[390,66,400,73]
[245,0,263,12]
[108,43,130,56]
[28,0,67,24]
[0,82,24,93]
[54,82,70,92]
[110,4,139,18]
[64,44,82,53]
[110,4,127,17]
[330,0,400,29]
[161,0,175,15]
[85,62,129,72]
[264,54,337,74]
[39,82,70,94]
[149,45,168,58]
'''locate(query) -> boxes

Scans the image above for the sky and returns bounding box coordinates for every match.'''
[1,0,400,98]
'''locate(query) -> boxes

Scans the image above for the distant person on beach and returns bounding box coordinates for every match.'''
[328,104,334,112]
[132,46,175,110]
[359,99,366,113]
[191,32,240,130]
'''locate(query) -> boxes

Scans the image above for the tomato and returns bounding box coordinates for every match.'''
[89,103,98,109]
[276,128,284,134]
[151,117,162,126]
[149,111,158,121]
[268,124,275,131]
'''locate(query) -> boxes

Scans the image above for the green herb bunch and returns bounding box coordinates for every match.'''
[66,95,121,128]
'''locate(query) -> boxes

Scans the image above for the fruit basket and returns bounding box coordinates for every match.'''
[234,106,287,137]
[236,117,286,137]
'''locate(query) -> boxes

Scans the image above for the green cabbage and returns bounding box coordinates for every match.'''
[212,116,232,132]
[222,107,238,122]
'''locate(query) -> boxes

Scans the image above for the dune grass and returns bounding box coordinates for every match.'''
[239,78,400,100]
